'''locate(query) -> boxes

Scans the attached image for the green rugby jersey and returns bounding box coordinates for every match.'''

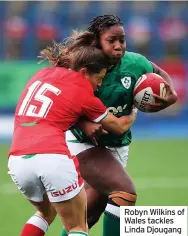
[71,51,153,146]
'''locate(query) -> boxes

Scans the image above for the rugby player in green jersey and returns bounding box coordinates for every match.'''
[62,15,177,236]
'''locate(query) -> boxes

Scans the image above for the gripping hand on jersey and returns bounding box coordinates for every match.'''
[130,106,138,124]
[77,119,108,145]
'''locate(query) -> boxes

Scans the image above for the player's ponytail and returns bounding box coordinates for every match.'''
[39,41,71,68]
[39,31,109,73]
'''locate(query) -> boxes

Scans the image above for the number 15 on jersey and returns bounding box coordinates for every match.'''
[18,80,61,118]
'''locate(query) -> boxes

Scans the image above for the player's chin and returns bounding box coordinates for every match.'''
[109,56,122,64]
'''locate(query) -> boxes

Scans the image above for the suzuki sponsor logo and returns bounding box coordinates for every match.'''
[51,182,78,197]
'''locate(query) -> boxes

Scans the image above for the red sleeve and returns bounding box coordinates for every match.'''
[82,95,108,122]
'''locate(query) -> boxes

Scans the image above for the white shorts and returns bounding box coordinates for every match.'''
[8,153,84,203]
[66,130,129,167]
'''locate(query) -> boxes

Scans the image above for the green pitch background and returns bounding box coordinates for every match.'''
[0,140,187,235]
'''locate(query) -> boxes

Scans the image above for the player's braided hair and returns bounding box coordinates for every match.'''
[39,31,108,73]
[88,15,123,38]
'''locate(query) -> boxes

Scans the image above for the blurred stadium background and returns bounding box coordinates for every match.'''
[0,1,187,235]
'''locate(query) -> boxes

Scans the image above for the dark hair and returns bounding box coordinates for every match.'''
[88,15,123,38]
[39,31,108,74]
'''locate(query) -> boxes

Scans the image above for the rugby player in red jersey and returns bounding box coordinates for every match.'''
[8,32,137,236]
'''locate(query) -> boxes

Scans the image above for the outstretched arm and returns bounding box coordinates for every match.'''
[75,107,137,143]
[99,107,137,135]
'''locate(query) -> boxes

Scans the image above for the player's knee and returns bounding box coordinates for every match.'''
[121,177,137,195]
[109,191,137,206]
[110,172,136,195]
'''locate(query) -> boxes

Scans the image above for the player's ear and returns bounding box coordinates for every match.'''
[79,67,88,77]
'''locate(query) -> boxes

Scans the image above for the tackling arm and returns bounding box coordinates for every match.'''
[74,107,136,139]
[99,108,137,135]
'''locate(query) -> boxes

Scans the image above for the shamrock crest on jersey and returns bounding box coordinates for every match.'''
[121,76,131,89]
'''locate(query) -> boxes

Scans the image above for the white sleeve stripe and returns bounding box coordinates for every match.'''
[93,110,108,123]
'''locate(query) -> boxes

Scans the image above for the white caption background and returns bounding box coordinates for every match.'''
[120,206,187,236]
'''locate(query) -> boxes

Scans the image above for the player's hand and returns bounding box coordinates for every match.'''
[131,106,138,122]
[146,84,178,112]
[80,121,108,145]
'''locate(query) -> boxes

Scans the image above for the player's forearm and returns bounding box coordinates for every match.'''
[117,114,135,134]
[151,62,176,93]
[151,62,178,106]
[101,111,136,135]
